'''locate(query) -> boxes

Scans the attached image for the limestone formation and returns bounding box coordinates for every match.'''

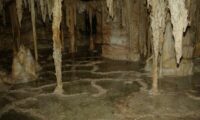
[168,0,189,64]
[52,0,63,94]
[12,46,37,83]
[147,0,167,95]
[106,0,114,18]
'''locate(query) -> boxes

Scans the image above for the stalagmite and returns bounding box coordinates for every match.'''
[30,0,38,61]
[106,0,114,18]
[12,46,37,83]
[168,0,189,64]
[52,0,63,94]
[16,0,23,26]
[147,0,166,95]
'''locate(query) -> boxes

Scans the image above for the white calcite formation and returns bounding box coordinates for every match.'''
[168,0,189,64]
[106,0,114,18]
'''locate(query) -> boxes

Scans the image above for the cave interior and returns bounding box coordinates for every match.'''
[0,0,200,120]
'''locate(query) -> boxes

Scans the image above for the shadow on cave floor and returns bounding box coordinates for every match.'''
[0,47,200,120]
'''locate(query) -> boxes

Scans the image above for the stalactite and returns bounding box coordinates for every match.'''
[147,0,167,95]
[39,0,47,22]
[23,0,27,8]
[30,0,38,61]
[106,0,114,18]
[27,0,31,12]
[88,4,94,51]
[47,0,53,20]
[61,26,64,50]
[52,0,63,94]
[168,0,189,64]
[16,0,23,26]
[66,2,76,54]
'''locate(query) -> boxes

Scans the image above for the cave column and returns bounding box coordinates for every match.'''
[52,0,63,94]
[147,0,166,95]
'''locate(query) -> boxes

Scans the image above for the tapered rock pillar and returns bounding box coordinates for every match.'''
[147,0,166,95]
[52,0,63,94]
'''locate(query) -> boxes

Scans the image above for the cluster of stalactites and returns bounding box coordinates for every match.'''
[14,0,54,26]
[147,0,189,65]
[37,0,53,22]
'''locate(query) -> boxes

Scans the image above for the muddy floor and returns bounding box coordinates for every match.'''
[0,48,200,120]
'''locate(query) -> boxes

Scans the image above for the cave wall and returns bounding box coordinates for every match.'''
[194,0,200,57]
[102,0,149,61]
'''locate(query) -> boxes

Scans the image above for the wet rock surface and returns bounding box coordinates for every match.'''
[0,50,200,120]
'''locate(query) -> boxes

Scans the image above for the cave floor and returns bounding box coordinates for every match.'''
[0,49,200,120]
